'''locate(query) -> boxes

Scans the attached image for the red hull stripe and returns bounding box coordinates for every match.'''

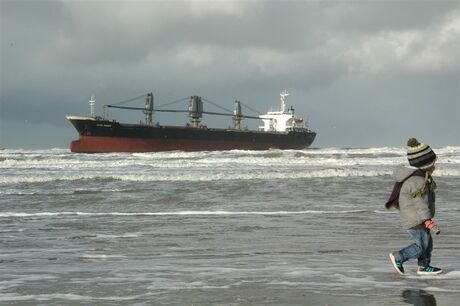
[70,136,301,153]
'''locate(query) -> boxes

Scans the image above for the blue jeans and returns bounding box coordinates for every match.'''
[393,228,433,268]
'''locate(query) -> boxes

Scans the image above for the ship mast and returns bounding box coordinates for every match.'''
[280,90,289,113]
[89,95,96,117]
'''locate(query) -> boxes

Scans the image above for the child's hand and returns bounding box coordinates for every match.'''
[424,219,440,235]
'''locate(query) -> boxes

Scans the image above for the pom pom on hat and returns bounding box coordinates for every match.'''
[407,138,436,169]
[407,138,421,147]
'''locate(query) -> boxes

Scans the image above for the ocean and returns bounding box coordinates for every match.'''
[1,147,459,305]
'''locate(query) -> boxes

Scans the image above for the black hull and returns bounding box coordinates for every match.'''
[67,118,316,152]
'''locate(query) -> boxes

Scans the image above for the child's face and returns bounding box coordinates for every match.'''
[427,165,436,175]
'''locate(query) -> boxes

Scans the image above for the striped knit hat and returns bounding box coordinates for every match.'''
[407,138,437,169]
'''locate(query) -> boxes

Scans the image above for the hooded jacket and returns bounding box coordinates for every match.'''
[394,167,436,229]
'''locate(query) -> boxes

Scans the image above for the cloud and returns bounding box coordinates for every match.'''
[1,0,459,148]
[343,10,460,74]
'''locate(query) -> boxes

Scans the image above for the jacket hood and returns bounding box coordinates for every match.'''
[393,166,418,182]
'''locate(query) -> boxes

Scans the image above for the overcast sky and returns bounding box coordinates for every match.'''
[1,0,459,149]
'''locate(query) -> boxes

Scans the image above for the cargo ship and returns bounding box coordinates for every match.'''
[66,91,316,153]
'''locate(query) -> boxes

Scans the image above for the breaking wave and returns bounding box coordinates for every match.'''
[2,168,460,185]
[1,147,459,186]
[0,210,370,219]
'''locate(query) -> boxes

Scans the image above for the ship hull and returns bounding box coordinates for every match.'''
[67,117,316,153]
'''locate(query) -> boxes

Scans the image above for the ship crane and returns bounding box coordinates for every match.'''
[143,93,154,124]
[104,93,260,129]
[103,91,309,133]
[233,100,243,130]
[188,96,203,128]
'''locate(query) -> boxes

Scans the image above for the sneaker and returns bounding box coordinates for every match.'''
[417,266,443,275]
[389,253,405,275]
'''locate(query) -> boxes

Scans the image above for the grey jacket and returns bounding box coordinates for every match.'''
[394,167,436,229]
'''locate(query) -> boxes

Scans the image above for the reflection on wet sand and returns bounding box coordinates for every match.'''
[402,289,437,306]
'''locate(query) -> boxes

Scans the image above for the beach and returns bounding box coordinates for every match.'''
[1,147,459,305]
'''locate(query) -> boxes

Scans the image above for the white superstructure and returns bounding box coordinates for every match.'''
[259,91,306,132]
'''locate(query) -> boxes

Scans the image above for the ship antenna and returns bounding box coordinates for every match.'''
[280,90,289,112]
[89,95,96,117]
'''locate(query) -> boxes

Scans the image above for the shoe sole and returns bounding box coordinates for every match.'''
[417,270,443,275]
[389,253,404,275]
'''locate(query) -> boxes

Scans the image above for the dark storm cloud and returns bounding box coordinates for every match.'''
[1,0,459,148]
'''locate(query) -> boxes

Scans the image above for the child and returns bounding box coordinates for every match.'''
[386,138,442,275]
